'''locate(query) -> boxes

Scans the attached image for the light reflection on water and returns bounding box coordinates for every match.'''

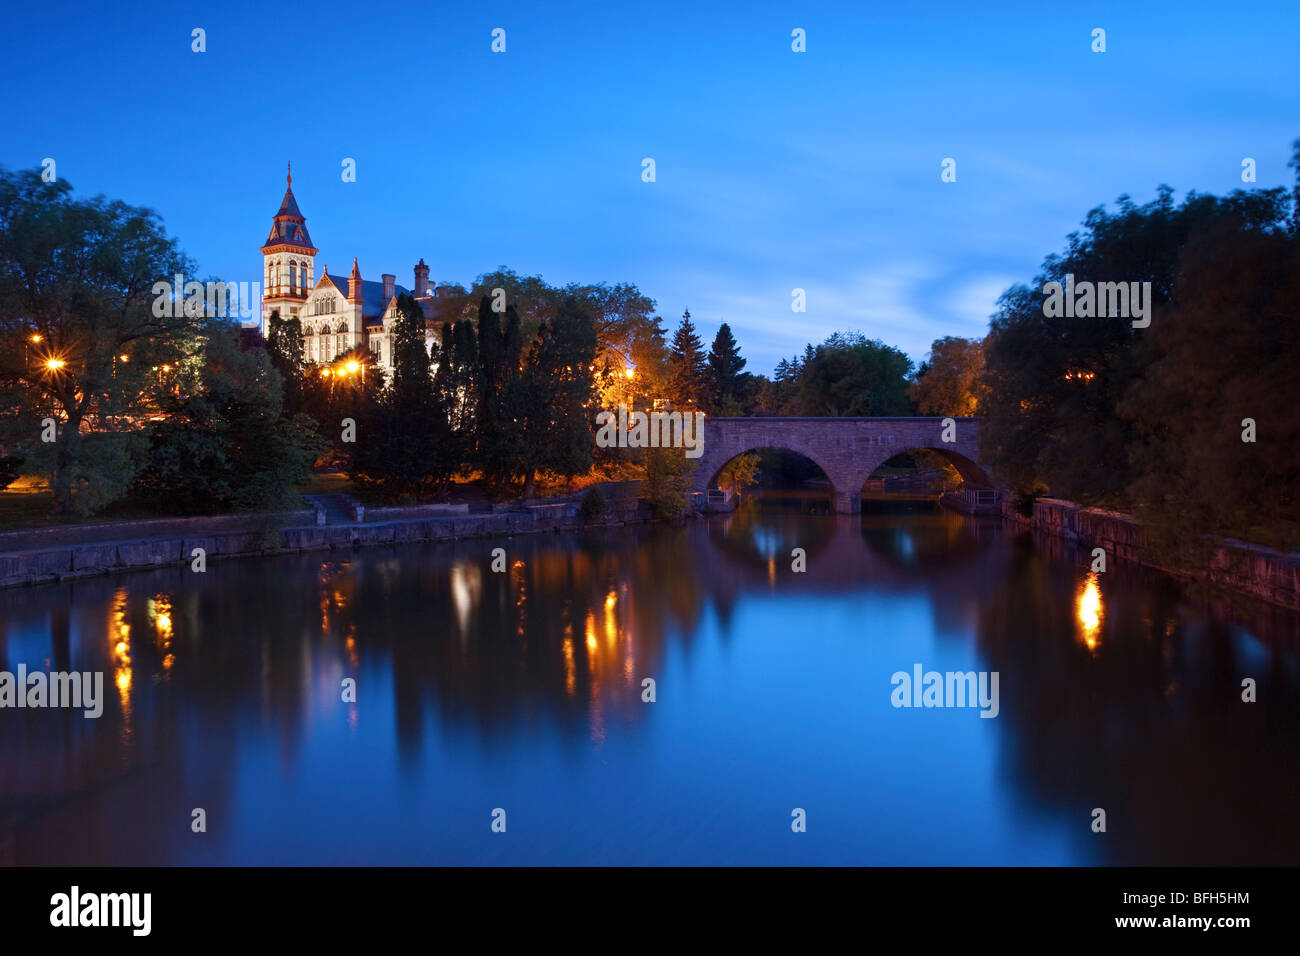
[1,502,1298,865]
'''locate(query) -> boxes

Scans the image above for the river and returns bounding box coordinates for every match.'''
[2,499,1297,865]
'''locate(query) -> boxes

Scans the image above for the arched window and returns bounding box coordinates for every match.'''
[289,262,297,289]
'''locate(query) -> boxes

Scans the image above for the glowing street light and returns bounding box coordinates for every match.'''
[45,358,65,371]
[345,360,360,374]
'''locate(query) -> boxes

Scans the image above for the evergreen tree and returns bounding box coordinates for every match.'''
[518,295,598,496]
[475,296,524,495]
[432,319,479,475]
[349,294,453,499]
[706,321,747,414]
[667,310,708,408]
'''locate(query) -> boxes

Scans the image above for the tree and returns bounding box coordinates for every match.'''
[1122,225,1300,552]
[796,332,913,416]
[134,320,324,514]
[432,318,479,474]
[910,336,985,416]
[475,295,524,495]
[667,310,708,409]
[640,446,697,519]
[517,295,598,496]
[979,180,1292,505]
[717,452,761,494]
[0,167,197,514]
[349,294,453,499]
[706,321,747,414]
[266,307,307,414]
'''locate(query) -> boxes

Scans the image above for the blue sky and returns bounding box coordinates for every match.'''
[3,0,1297,373]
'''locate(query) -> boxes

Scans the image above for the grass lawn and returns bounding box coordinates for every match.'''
[296,472,360,497]
[0,476,160,531]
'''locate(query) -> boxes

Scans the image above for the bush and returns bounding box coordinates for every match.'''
[640,447,697,520]
[580,485,608,522]
[0,456,22,491]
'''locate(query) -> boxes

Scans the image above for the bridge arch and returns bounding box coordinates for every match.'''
[863,446,992,488]
[692,417,992,514]
[701,444,838,494]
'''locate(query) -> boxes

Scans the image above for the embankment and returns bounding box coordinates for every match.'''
[1007,497,1300,611]
[0,493,648,590]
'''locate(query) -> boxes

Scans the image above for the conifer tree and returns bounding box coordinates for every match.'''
[667,309,708,409]
[706,321,747,414]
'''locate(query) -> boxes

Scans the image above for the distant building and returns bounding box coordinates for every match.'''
[259,163,454,368]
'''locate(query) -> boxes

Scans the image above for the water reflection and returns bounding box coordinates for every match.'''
[1,502,1298,865]
[1077,573,1103,651]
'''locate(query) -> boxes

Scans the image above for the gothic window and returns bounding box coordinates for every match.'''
[289,262,297,289]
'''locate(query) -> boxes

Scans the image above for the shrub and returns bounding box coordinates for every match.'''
[580,485,608,522]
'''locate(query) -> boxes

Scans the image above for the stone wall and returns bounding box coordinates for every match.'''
[1014,497,1300,611]
[0,499,648,590]
[0,510,315,552]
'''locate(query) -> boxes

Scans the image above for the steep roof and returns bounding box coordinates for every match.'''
[322,273,410,319]
[261,164,315,251]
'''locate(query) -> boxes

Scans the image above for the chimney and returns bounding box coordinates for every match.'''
[348,258,362,303]
[414,259,430,297]
[382,273,395,303]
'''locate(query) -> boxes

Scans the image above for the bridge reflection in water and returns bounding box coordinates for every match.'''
[1,500,1298,865]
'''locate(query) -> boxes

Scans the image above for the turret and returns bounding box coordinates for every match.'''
[348,258,363,304]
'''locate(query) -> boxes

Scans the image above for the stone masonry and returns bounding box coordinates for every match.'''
[691,417,990,514]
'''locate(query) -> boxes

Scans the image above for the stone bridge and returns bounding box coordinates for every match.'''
[692,417,991,513]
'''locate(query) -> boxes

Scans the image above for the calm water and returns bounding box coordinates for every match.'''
[2,501,1298,865]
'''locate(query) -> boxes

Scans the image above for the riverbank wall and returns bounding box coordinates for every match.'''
[1005,497,1300,611]
[0,495,650,590]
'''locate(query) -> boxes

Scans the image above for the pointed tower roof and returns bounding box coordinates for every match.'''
[261,162,317,253]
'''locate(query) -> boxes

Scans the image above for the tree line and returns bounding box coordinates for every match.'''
[978,138,1300,553]
[5,143,1295,550]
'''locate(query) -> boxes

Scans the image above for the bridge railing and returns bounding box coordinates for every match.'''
[951,486,1002,509]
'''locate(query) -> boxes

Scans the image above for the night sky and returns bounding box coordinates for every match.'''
[4,0,1297,371]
